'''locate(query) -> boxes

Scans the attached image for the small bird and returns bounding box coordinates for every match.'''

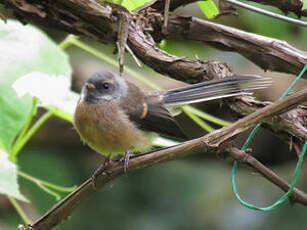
[73,71,270,161]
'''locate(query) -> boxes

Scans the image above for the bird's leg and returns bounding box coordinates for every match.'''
[91,155,111,189]
[120,147,134,173]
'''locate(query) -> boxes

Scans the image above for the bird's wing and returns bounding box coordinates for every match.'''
[120,83,187,141]
[131,99,187,141]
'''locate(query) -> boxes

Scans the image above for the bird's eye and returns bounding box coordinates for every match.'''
[96,82,110,90]
[102,83,109,89]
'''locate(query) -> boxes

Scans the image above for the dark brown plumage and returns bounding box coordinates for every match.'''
[121,82,187,141]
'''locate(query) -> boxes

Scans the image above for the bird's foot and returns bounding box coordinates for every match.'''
[120,147,134,174]
[91,157,111,190]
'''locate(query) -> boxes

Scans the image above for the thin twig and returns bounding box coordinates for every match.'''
[164,16,307,78]
[223,0,307,27]
[163,0,170,33]
[125,44,141,67]
[117,12,130,75]
[245,0,307,17]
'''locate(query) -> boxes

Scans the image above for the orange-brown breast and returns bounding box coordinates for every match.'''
[73,99,152,158]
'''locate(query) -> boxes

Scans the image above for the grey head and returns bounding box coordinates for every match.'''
[81,71,128,103]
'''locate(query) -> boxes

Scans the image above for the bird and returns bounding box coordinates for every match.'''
[73,71,270,165]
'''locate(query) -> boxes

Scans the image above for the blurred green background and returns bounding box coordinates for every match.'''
[1,2,307,230]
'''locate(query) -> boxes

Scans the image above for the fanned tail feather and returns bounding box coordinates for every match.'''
[163,75,271,106]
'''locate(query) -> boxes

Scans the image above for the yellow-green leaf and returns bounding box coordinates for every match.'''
[198,1,219,19]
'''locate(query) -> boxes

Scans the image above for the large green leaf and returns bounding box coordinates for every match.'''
[0,20,72,151]
[0,149,28,202]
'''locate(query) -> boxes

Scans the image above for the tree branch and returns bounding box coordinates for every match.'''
[127,16,234,83]
[26,88,307,230]
[157,16,307,79]
[228,96,307,149]
[3,0,307,80]
[204,88,307,146]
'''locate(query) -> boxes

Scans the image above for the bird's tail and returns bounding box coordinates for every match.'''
[162,75,272,106]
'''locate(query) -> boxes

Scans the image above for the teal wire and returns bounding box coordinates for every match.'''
[232,141,307,210]
[232,64,307,211]
[241,123,262,151]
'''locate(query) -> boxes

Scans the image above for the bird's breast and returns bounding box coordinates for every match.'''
[73,100,151,157]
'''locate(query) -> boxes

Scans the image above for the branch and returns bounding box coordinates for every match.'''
[156,15,307,79]
[3,0,307,79]
[204,88,307,146]
[26,88,307,230]
[127,17,234,83]
[228,96,307,149]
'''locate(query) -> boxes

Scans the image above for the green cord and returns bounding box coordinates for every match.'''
[232,64,307,210]
[241,123,262,151]
[232,140,307,210]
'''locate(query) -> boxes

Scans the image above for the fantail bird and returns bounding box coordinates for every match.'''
[73,71,271,159]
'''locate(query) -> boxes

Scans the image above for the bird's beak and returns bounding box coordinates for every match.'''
[86,83,96,89]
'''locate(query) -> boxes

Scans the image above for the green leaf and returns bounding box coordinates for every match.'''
[0,76,32,152]
[0,20,72,151]
[0,150,28,202]
[303,0,307,10]
[198,1,219,19]
[98,0,152,11]
[121,0,152,11]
